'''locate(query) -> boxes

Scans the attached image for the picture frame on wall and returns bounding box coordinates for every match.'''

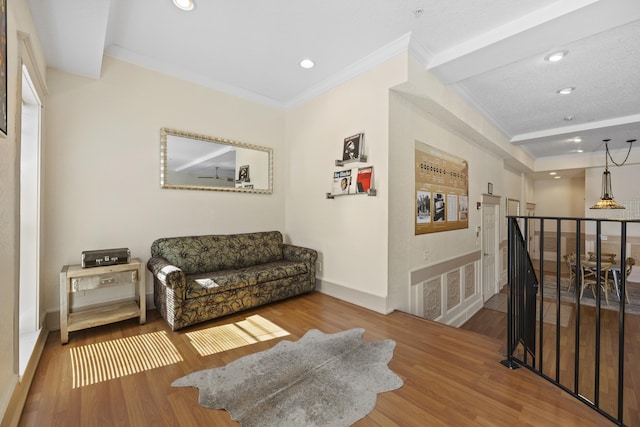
[0,0,7,136]
[342,133,363,161]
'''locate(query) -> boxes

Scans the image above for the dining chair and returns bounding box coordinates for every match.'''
[602,256,635,303]
[563,253,577,292]
[588,251,617,263]
[580,262,610,305]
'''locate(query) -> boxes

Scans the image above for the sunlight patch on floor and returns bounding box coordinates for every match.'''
[70,331,182,388]
[185,314,290,356]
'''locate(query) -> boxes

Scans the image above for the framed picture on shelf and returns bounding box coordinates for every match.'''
[342,133,363,161]
[332,169,352,195]
[356,166,373,193]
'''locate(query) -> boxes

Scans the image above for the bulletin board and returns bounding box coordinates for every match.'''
[415,140,469,235]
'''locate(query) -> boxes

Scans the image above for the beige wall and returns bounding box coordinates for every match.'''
[0,17,18,419]
[42,56,286,316]
[389,89,505,323]
[385,54,537,324]
[0,0,48,418]
[284,53,408,313]
[535,176,585,219]
[284,50,537,324]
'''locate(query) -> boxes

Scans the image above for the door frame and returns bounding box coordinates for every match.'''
[16,32,47,376]
[481,194,501,302]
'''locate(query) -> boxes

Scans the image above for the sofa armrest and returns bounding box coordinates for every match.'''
[147,256,187,297]
[283,244,318,265]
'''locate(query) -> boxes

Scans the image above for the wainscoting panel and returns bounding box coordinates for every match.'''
[409,251,482,326]
[447,271,460,310]
[464,264,475,299]
[423,277,442,320]
[531,230,586,277]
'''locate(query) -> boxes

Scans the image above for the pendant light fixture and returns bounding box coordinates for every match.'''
[590,139,635,209]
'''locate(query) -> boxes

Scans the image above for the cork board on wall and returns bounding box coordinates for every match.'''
[415,140,469,235]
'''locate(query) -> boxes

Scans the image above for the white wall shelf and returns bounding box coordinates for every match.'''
[335,155,367,167]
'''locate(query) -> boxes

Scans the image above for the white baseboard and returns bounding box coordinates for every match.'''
[1,321,49,427]
[316,279,391,314]
[0,376,17,427]
[445,297,484,327]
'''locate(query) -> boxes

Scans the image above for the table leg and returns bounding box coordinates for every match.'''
[612,269,620,300]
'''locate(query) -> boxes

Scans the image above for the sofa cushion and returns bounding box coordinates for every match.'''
[151,231,285,275]
[185,260,309,299]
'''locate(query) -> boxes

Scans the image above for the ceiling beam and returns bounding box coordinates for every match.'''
[29,0,110,78]
[427,0,640,85]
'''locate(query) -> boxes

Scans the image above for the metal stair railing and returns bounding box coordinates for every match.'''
[502,216,640,427]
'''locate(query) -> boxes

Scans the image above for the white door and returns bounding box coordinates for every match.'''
[482,203,499,302]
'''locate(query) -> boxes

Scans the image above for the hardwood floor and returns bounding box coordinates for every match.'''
[461,291,640,427]
[20,292,615,427]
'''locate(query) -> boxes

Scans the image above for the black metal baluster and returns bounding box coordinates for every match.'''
[617,221,627,424]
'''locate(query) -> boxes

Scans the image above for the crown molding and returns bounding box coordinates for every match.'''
[107,33,425,111]
[407,36,432,68]
[104,45,286,109]
[511,114,640,143]
[285,33,414,108]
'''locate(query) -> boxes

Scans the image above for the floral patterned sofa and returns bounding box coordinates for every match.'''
[147,231,317,331]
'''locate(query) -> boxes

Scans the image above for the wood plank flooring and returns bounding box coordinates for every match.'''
[461,290,640,427]
[20,292,615,426]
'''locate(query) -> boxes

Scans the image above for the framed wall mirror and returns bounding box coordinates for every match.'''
[160,128,273,194]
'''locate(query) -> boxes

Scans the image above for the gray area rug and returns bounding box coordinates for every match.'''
[542,276,640,315]
[172,328,403,427]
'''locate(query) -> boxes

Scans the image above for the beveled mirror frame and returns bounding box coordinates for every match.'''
[160,128,273,194]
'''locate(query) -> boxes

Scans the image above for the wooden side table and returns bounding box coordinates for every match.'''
[59,258,146,344]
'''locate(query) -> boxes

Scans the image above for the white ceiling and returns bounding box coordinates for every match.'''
[27,0,640,168]
[167,134,236,179]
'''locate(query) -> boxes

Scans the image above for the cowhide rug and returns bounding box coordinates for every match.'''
[172,328,403,426]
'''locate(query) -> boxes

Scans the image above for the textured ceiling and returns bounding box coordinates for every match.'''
[27,0,640,169]
[460,20,640,136]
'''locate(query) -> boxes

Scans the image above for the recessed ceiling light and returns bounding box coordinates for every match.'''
[572,137,582,142]
[576,149,584,153]
[549,172,557,175]
[557,87,575,95]
[173,0,195,11]
[554,176,561,179]
[300,59,315,69]
[544,50,568,62]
